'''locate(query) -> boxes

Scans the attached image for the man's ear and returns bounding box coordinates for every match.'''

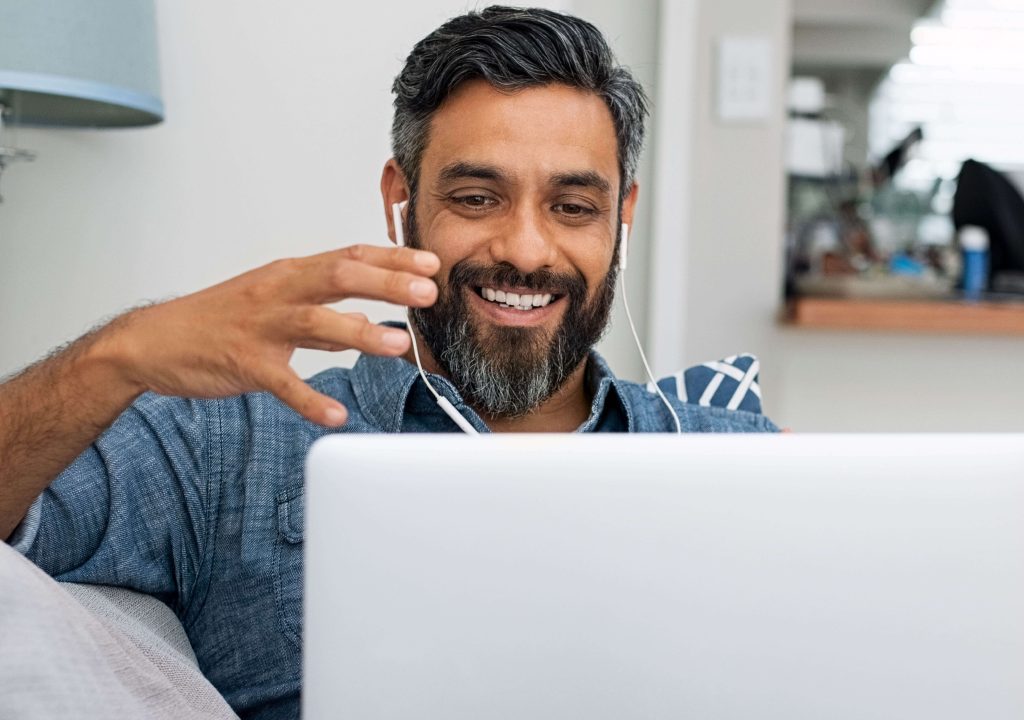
[620,182,640,230]
[380,159,410,246]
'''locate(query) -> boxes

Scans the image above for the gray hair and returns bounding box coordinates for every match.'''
[435,315,561,417]
[391,5,649,201]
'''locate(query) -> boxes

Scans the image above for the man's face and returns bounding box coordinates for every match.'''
[401,79,635,418]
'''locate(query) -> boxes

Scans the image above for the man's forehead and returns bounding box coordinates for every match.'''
[420,80,620,191]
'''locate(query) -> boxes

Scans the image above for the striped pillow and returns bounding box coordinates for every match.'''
[647,354,763,414]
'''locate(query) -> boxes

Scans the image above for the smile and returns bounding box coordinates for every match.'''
[477,286,558,312]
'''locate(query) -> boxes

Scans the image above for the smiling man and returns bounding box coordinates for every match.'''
[386,78,627,431]
[0,6,776,720]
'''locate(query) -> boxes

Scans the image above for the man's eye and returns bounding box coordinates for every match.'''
[453,195,494,208]
[554,203,595,217]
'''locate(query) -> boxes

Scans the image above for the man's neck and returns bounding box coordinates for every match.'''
[400,328,592,433]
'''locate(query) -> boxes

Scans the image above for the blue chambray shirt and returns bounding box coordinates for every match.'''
[10,347,777,719]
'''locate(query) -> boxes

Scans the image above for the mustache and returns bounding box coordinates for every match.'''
[447,260,588,301]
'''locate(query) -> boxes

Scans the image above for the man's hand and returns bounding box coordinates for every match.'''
[0,244,439,539]
[112,244,440,426]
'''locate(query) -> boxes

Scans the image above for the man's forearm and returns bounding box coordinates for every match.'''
[0,315,144,541]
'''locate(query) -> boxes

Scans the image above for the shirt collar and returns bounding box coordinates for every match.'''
[577,351,633,432]
[349,323,634,433]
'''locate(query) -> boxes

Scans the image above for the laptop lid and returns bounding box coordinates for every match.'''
[304,434,1024,719]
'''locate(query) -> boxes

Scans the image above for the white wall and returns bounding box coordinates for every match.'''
[680,0,791,411]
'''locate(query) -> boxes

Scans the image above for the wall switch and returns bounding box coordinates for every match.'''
[716,35,774,123]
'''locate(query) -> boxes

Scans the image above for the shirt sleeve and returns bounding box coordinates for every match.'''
[11,392,219,611]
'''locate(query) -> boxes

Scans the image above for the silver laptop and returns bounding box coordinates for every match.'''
[304,434,1024,719]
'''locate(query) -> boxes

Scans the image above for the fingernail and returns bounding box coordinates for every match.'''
[324,406,347,426]
[414,251,439,270]
[382,330,408,350]
[410,278,435,301]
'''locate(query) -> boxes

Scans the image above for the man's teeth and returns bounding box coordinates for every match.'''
[480,287,554,310]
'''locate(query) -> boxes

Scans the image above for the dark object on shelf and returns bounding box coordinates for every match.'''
[953,159,1024,293]
[872,126,923,187]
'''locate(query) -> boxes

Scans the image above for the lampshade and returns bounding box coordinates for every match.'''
[0,0,163,128]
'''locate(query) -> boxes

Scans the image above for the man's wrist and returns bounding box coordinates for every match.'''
[77,314,149,403]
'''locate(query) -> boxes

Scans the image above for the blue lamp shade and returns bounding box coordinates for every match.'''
[0,0,163,128]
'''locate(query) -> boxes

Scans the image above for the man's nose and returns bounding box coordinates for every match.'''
[488,206,558,274]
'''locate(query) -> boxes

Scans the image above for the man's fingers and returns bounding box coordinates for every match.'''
[290,308,410,356]
[332,244,440,276]
[261,367,348,427]
[306,259,439,306]
[273,246,440,306]
[302,244,440,287]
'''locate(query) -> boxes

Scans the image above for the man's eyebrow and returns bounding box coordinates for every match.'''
[438,161,510,184]
[550,170,612,194]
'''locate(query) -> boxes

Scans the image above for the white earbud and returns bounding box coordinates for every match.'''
[392,200,408,247]
[619,223,629,273]
[617,222,682,434]
[390,201,479,435]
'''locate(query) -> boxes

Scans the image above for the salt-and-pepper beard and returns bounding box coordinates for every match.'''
[405,202,619,419]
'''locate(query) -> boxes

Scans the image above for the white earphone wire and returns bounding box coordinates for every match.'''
[619,223,683,434]
[392,201,479,435]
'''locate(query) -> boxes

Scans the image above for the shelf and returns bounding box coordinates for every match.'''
[785,297,1024,336]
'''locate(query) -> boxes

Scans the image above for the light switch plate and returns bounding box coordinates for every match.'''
[716,35,774,123]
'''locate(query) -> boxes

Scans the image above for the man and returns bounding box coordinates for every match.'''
[0,6,777,719]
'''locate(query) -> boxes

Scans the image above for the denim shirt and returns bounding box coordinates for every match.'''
[10,349,777,719]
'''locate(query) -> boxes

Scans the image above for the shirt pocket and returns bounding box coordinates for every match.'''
[274,486,304,649]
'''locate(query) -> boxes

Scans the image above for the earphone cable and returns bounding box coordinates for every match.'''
[620,270,683,434]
